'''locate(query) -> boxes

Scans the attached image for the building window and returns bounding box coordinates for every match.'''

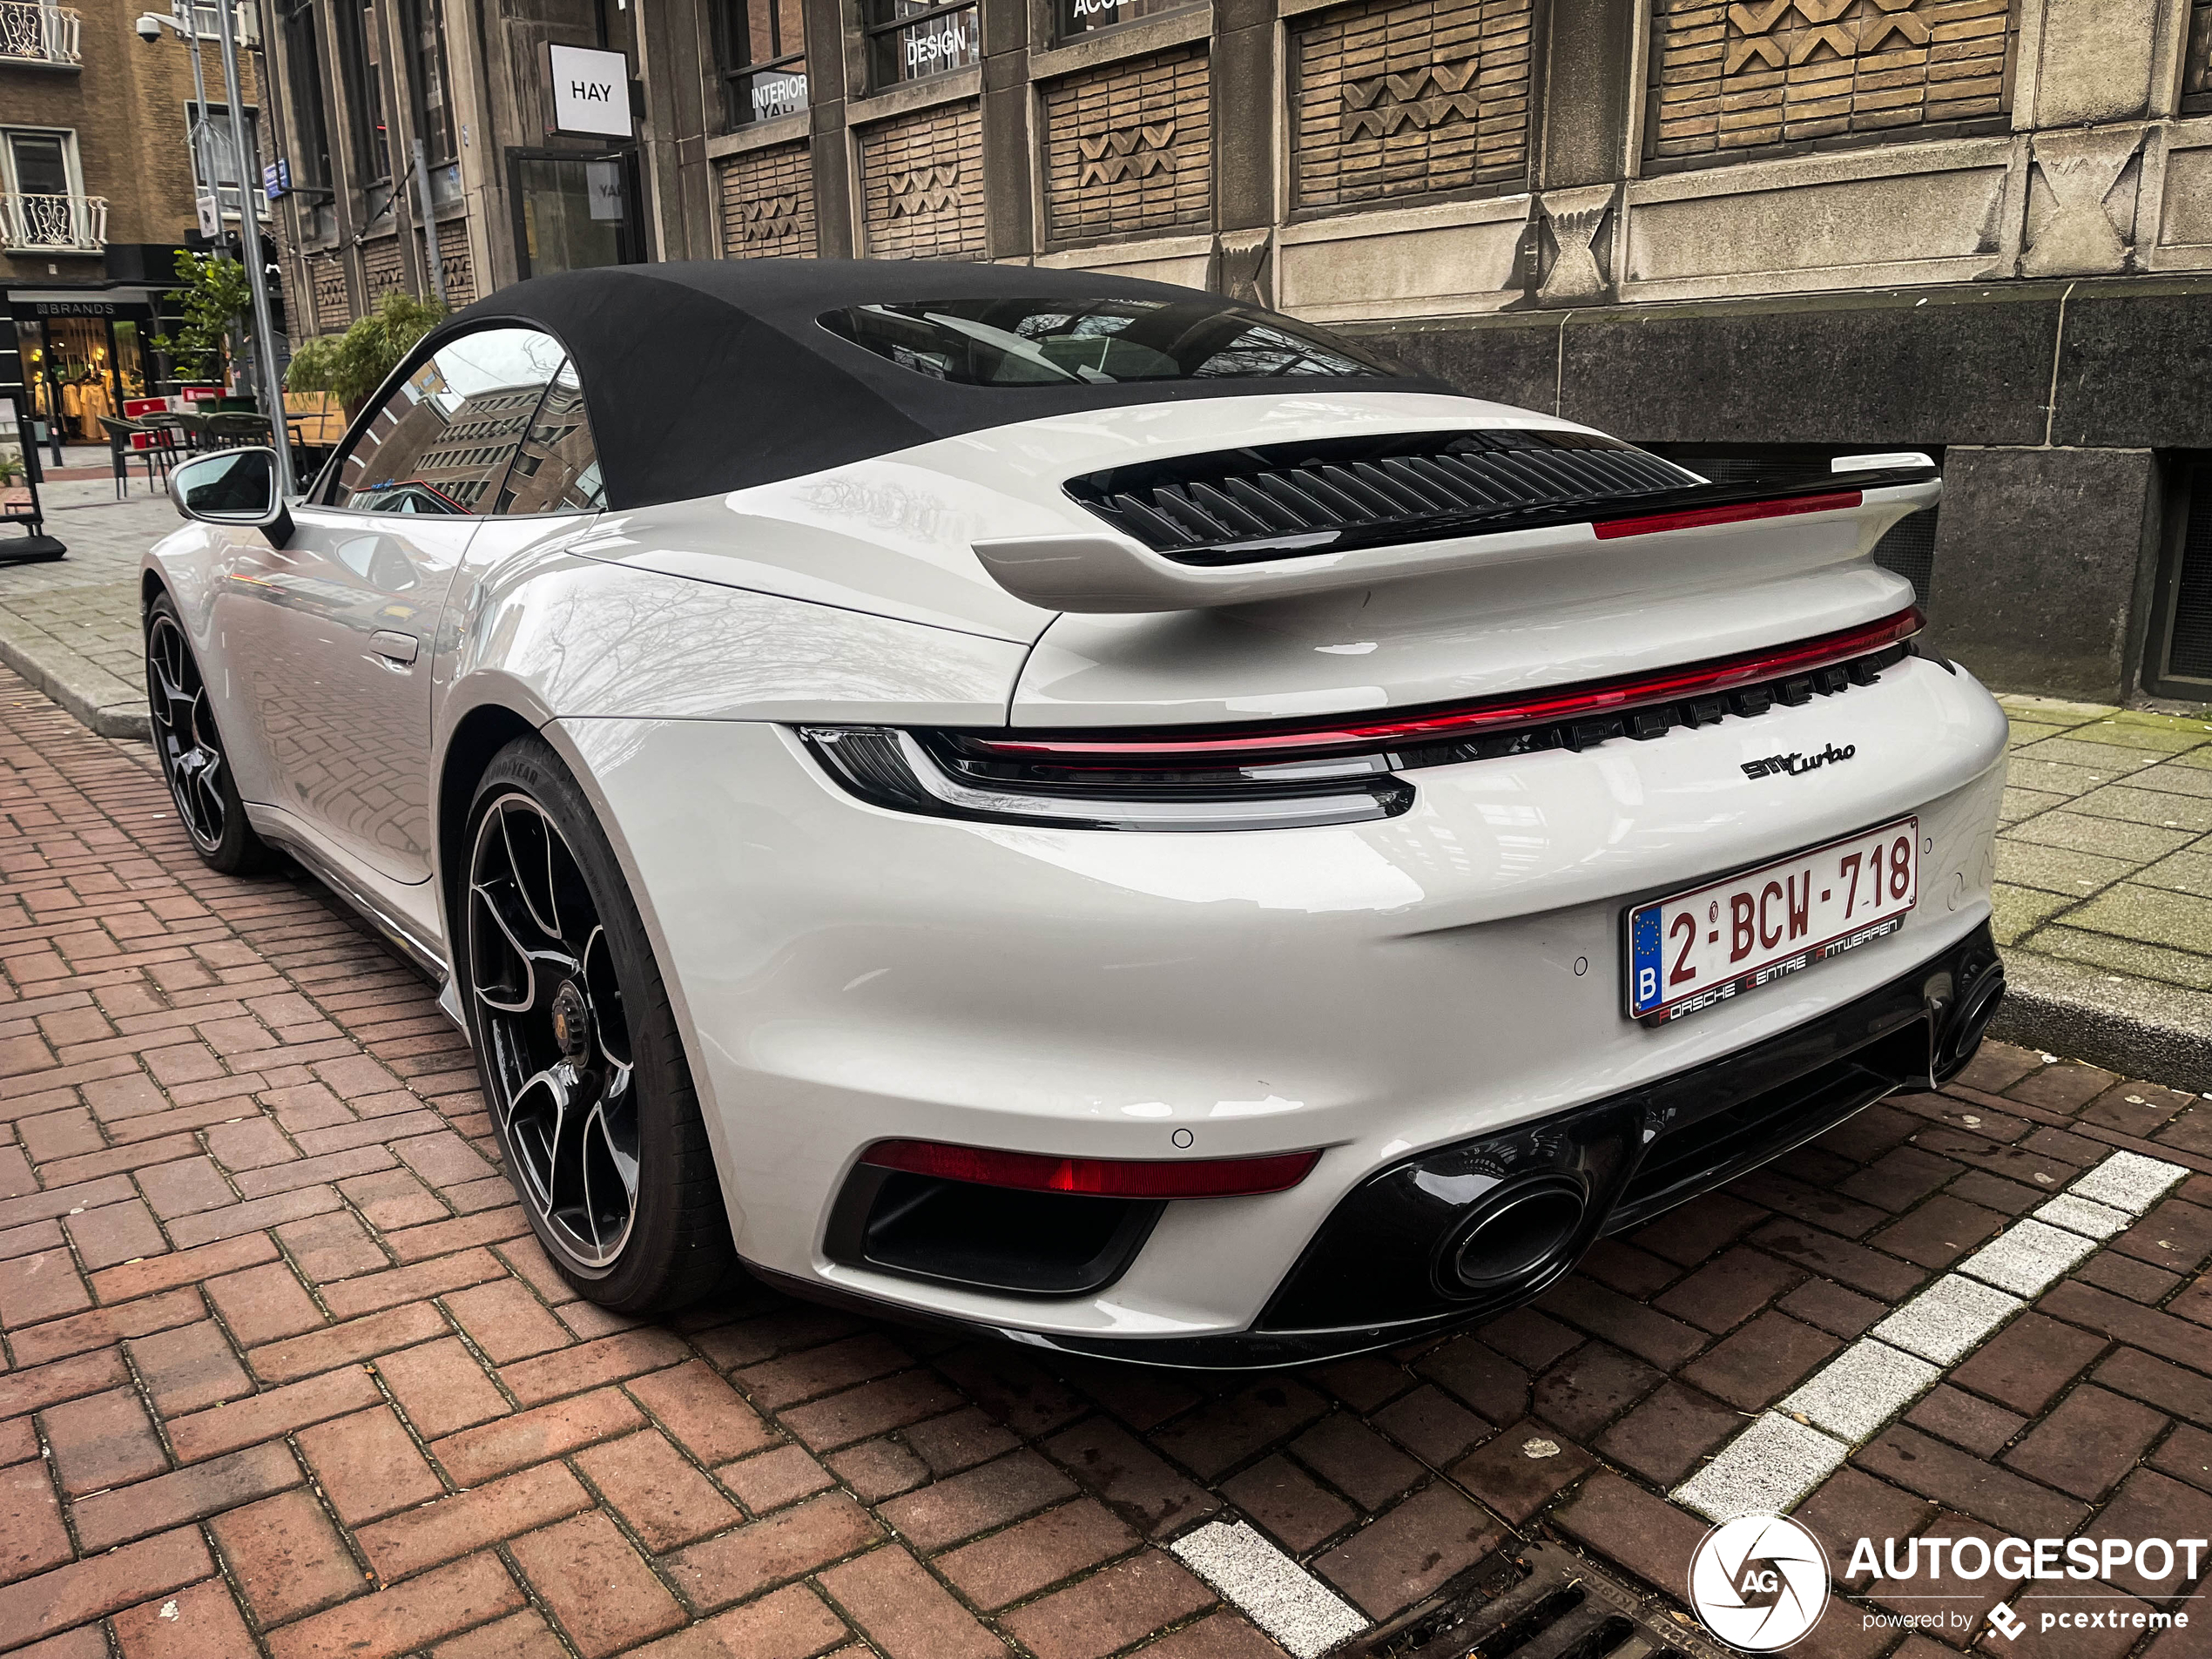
[401,0,460,204]
[192,105,270,221]
[279,0,338,242]
[717,0,807,128]
[334,0,394,220]
[1053,0,1190,43]
[0,129,105,253]
[865,0,977,91]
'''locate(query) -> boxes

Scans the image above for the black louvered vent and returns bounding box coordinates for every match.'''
[2165,464,2212,685]
[1064,430,1703,564]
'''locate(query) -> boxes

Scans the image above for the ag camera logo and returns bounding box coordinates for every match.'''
[1689,1514,1830,1650]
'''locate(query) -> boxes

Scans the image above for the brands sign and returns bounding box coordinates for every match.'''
[548,44,633,138]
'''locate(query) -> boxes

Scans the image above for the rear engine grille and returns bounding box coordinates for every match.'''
[1064,430,1702,563]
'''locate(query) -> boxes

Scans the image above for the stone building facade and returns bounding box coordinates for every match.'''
[258,0,2212,704]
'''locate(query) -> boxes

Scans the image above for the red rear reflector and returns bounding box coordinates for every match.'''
[1593,489,1861,540]
[858,1140,1321,1199]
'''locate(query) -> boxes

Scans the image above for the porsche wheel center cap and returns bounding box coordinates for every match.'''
[550,981,591,1062]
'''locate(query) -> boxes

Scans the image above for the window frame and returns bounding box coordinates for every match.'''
[715,0,809,131]
[1049,0,1197,46]
[316,323,605,522]
[862,0,980,92]
[331,0,394,219]
[0,127,84,201]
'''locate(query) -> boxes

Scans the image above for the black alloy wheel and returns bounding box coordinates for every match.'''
[145,592,273,874]
[463,735,733,1311]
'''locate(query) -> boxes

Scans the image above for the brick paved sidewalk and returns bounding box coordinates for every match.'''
[6,665,2212,1659]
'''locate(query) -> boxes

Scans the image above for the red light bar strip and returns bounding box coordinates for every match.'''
[859,1139,1322,1199]
[1592,489,1861,541]
[970,605,1922,765]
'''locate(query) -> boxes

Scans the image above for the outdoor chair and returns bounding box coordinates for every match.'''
[97,417,164,499]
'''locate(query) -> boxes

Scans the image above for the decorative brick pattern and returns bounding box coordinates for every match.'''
[1646,0,2017,166]
[717,141,819,260]
[361,236,407,302]
[1292,0,1533,210]
[859,103,985,260]
[307,258,352,334]
[1040,46,1212,246]
[435,220,476,308]
[4,658,2212,1658]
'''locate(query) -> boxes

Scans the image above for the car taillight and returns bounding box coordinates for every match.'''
[857,1139,1322,1198]
[800,606,1920,831]
[799,727,1413,832]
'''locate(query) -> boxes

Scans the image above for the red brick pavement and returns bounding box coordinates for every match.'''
[6,664,2212,1658]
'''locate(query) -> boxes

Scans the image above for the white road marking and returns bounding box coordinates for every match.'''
[1673,1147,2189,1523]
[1871,1273,2021,1366]
[1170,1520,1370,1659]
[1954,1217,2100,1297]
[2069,1150,2188,1213]
[1674,1413,1850,1521]
[1783,1339,1940,1442]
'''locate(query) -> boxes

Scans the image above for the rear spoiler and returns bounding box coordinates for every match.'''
[974,455,1940,614]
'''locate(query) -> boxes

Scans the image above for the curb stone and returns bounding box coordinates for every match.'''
[1992,948,2212,1096]
[0,613,150,740]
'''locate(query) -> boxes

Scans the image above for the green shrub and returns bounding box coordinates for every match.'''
[285,291,448,415]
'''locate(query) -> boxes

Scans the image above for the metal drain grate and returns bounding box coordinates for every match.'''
[1352,1541,1730,1659]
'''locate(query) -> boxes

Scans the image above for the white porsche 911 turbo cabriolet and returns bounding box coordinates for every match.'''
[145,260,2008,1366]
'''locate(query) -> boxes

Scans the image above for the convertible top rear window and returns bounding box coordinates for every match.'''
[817,297,1401,387]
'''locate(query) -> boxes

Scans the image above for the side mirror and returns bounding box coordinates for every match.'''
[169,447,293,547]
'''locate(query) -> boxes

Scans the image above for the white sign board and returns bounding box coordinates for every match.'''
[195,190,222,238]
[548,44,632,138]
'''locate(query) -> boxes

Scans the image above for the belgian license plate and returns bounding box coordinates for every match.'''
[1627,817,1919,1025]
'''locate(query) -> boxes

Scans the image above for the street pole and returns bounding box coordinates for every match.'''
[178,2,210,211]
[208,0,296,496]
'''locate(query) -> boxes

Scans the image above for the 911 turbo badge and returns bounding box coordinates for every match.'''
[1741,741,1858,779]
[143,258,2011,1367]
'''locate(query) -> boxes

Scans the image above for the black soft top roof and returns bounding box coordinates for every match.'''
[416,260,1447,510]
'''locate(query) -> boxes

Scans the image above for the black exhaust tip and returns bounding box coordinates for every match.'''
[1438,1177,1588,1295]
[1935,957,2006,1081]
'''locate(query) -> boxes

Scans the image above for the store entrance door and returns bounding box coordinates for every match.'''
[509,151,643,279]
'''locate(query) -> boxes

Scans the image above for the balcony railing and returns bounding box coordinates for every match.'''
[0,192,106,252]
[0,2,81,66]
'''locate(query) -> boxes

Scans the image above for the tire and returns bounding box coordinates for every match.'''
[460,733,736,1313]
[145,591,275,876]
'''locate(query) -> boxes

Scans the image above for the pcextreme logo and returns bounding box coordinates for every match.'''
[1689,1514,1830,1650]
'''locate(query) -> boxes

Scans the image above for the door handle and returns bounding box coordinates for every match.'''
[370,631,420,665]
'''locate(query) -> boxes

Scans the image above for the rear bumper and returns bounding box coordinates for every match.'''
[759,920,2001,1369]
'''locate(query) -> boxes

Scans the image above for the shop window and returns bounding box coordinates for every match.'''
[334,0,394,220]
[1054,0,1193,44]
[401,0,461,205]
[329,327,568,514]
[717,0,807,128]
[865,0,977,91]
[2148,458,2212,699]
